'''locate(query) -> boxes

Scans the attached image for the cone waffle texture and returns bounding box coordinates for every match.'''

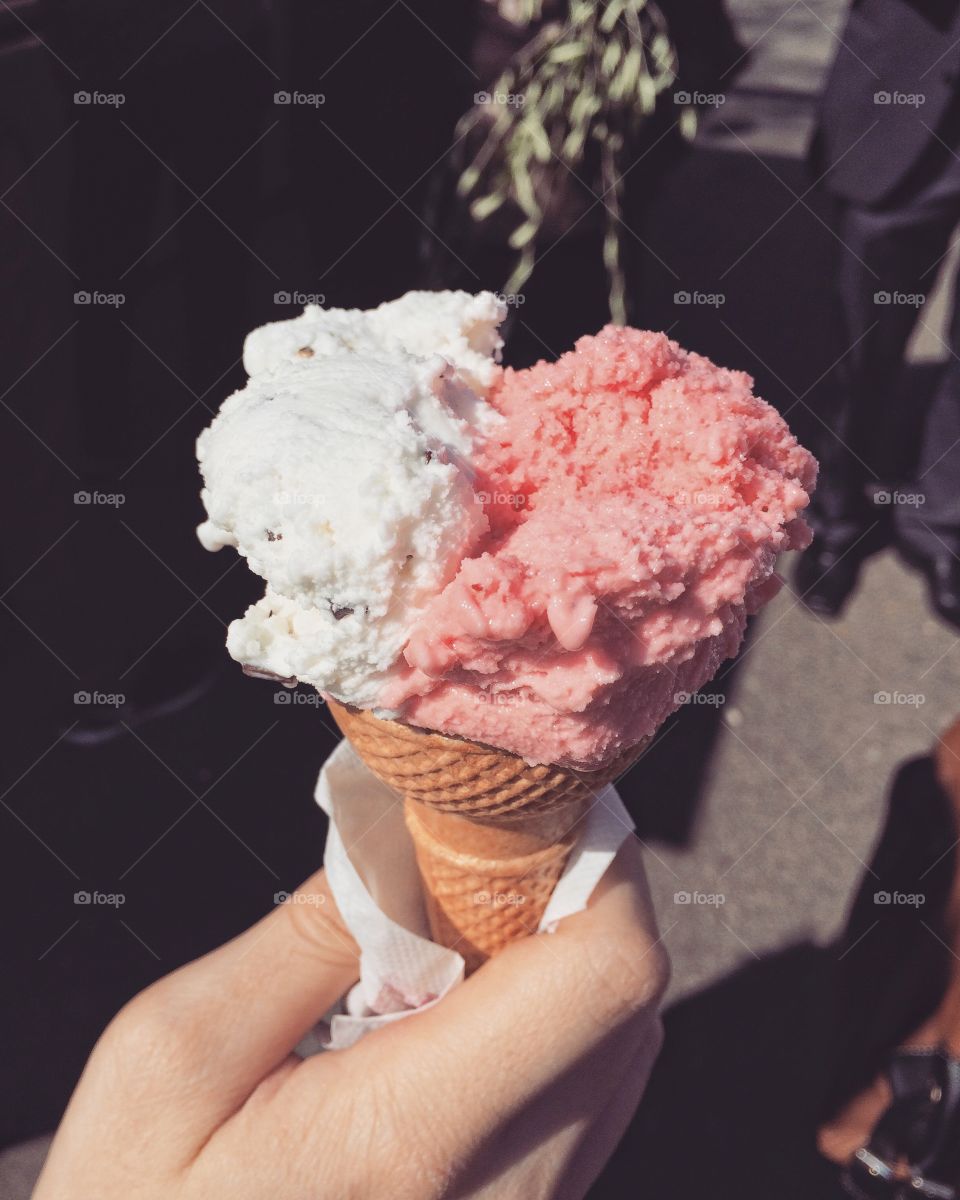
[326,701,646,818]
[327,700,648,969]
[402,795,585,972]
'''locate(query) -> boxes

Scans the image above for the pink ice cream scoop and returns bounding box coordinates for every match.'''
[377,325,816,769]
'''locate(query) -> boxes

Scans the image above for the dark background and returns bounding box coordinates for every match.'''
[0,3,927,1197]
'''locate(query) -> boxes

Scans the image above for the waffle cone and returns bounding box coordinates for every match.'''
[327,700,647,972]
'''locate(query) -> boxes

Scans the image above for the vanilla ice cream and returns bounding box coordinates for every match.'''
[197,292,505,707]
[243,290,506,394]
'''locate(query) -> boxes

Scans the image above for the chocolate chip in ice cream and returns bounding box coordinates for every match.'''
[265,530,282,542]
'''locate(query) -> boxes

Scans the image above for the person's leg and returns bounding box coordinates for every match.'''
[815,201,953,539]
[897,292,960,562]
[798,165,960,615]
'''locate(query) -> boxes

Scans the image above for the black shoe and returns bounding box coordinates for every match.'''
[795,539,866,618]
[906,554,960,631]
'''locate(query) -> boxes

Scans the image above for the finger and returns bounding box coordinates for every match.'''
[293,836,669,1166]
[101,869,359,1130]
[389,834,667,1116]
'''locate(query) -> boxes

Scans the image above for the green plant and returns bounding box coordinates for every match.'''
[456,0,690,323]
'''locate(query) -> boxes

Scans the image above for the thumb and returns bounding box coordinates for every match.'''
[317,836,669,1152]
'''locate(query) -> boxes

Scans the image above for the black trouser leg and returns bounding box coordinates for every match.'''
[897,286,960,558]
[812,198,956,546]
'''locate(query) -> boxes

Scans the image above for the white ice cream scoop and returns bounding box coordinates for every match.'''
[196,292,507,709]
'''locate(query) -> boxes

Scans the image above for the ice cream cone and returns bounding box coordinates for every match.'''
[327,699,647,972]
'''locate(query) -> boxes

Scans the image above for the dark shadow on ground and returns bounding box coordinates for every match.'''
[592,943,843,1200]
[590,749,958,1200]
[618,668,740,847]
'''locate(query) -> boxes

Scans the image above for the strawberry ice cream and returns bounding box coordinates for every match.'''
[198,296,815,770]
[380,326,816,767]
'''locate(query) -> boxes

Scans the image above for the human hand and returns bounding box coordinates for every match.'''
[34,838,668,1200]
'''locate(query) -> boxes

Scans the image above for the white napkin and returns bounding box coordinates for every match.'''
[316,740,635,1050]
